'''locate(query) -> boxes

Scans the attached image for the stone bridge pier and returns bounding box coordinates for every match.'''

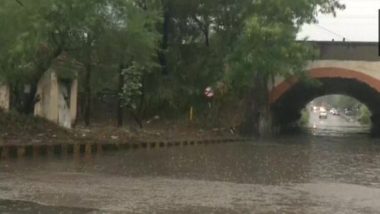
[370,113,380,135]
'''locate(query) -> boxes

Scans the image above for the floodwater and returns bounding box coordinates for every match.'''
[1,114,380,213]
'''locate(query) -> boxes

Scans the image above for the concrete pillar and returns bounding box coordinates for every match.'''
[34,69,78,129]
[34,86,42,117]
[57,83,71,128]
[0,85,10,112]
[258,108,274,137]
[371,113,380,137]
[49,72,59,123]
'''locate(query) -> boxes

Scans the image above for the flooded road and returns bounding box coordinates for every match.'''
[1,115,380,213]
[307,110,370,137]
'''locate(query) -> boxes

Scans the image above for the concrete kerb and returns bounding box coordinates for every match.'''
[0,137,252,160]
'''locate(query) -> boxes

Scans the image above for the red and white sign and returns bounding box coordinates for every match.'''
[204,86,214,98]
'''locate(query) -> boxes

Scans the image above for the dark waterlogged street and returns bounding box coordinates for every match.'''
[1,112,380,213]
[2,0,380,213]
[307,109,369,136]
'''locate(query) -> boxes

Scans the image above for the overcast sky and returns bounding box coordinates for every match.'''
[297,0,380,42]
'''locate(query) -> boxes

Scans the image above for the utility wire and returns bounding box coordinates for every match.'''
[319,15,377,19]
[314,24,348,41]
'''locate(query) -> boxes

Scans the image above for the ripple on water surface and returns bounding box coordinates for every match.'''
[1,131,380,213]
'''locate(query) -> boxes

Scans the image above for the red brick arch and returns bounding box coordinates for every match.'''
[269,67,380,104]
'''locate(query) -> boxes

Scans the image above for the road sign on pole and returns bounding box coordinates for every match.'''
[204,86,214,98]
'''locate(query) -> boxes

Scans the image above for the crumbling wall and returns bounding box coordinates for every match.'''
[0,85,10,111]
[34,71,77,129]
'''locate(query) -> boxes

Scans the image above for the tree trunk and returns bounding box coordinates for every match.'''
[22,84,38,114]
[158,7,170,75]
[239,92,260,136]
[84,61,92,126]
[205,28,210,47]
[258,105,273,137]
[137,75,146,122]
[131,111,143,129]
[240,73,272,137]
[117,64,124,127]
[9,84,20,112]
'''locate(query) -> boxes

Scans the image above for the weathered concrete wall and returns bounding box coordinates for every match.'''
[50,72,60,123]
[70,79,78,125]
[34,71,77,129]
[0,85,10,111]
[34,72,57,122]
[58,83,70,128]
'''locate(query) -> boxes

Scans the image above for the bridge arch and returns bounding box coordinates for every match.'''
[270,67,380,134]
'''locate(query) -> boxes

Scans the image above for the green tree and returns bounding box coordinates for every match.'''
[99,0,161,127]
[0,0,66,113]
[227,0,344,136]
[0,0,345,134]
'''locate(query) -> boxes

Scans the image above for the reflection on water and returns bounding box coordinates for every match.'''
[306,126,370,137]
[0,199,94,214]
[1,131,380,213]
[306,111,371,137]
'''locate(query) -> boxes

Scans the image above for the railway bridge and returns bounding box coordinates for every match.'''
[270,41,380,133]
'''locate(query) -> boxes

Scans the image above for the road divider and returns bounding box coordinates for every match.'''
[0,137,252,161]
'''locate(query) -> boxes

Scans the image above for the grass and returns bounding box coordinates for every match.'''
[0,110,80,144]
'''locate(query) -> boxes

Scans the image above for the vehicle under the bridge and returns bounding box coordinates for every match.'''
[271,74,380,136]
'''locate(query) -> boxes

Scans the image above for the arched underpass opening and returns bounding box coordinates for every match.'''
[271,68,380,136]
[298,95,371,136]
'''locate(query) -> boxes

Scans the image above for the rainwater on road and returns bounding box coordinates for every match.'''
[1,112,380,213]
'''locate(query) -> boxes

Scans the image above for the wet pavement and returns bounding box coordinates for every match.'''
[1,113,380,213]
